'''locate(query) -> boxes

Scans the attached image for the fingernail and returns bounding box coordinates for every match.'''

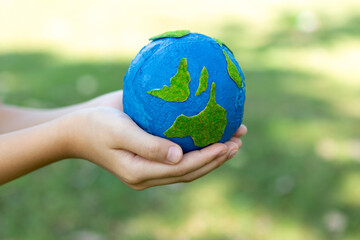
[167,147,182,164]
[228,150,238,160]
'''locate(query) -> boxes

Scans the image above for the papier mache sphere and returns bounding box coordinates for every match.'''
[123,30,246,153]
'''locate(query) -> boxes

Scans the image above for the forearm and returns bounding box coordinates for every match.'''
[0,118,68,185]
[0,103,85,134]
[0,90,123,134]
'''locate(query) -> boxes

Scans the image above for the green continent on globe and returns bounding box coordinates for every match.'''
[213,38,234,55]
[147,58,191,102]
[164,82,227,147]
[195,67,209,96]
[223,50,242,88]
[149,30,191,41]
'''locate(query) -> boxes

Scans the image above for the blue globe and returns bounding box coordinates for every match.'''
[123,31,245,153]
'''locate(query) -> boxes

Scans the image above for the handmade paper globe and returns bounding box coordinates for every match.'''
[123,30,245,153]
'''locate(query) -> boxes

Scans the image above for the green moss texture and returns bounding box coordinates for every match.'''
[213,38,234,55]
[223,50,242,88]
[195,67,209,96]
[147,58,191,102]
[149,30,190,41]
[164,82,227,147]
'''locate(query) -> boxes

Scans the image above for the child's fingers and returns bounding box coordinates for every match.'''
[117,123,183,165]
[224,139,240,159]
[132,141,239,189]
[131,141,237,184]
[119,143,228,184]
[233,124,247,138]
[228,137,242,149]
[134,149,231,189]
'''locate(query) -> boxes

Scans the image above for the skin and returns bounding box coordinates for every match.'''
[0,90,247,190]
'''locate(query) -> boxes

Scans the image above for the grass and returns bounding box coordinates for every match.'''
[0,4,360,240]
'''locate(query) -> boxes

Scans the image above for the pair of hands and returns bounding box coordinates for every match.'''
[63,91,247,190]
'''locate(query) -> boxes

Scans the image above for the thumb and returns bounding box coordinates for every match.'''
[119,122,183,164]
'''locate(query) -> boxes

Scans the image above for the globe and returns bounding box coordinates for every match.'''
[123,30,246,153]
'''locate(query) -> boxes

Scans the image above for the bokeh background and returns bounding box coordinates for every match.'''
[1,0,360,239]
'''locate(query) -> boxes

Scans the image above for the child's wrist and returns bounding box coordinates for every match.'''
[57,109,94,160]
[55,112,83,160]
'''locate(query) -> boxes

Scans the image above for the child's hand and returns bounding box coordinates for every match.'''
[0,90,247,187]
[63,107,247,190]
[84,90,124,111]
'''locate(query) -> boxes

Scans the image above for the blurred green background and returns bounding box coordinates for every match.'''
[1,0,360,239]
